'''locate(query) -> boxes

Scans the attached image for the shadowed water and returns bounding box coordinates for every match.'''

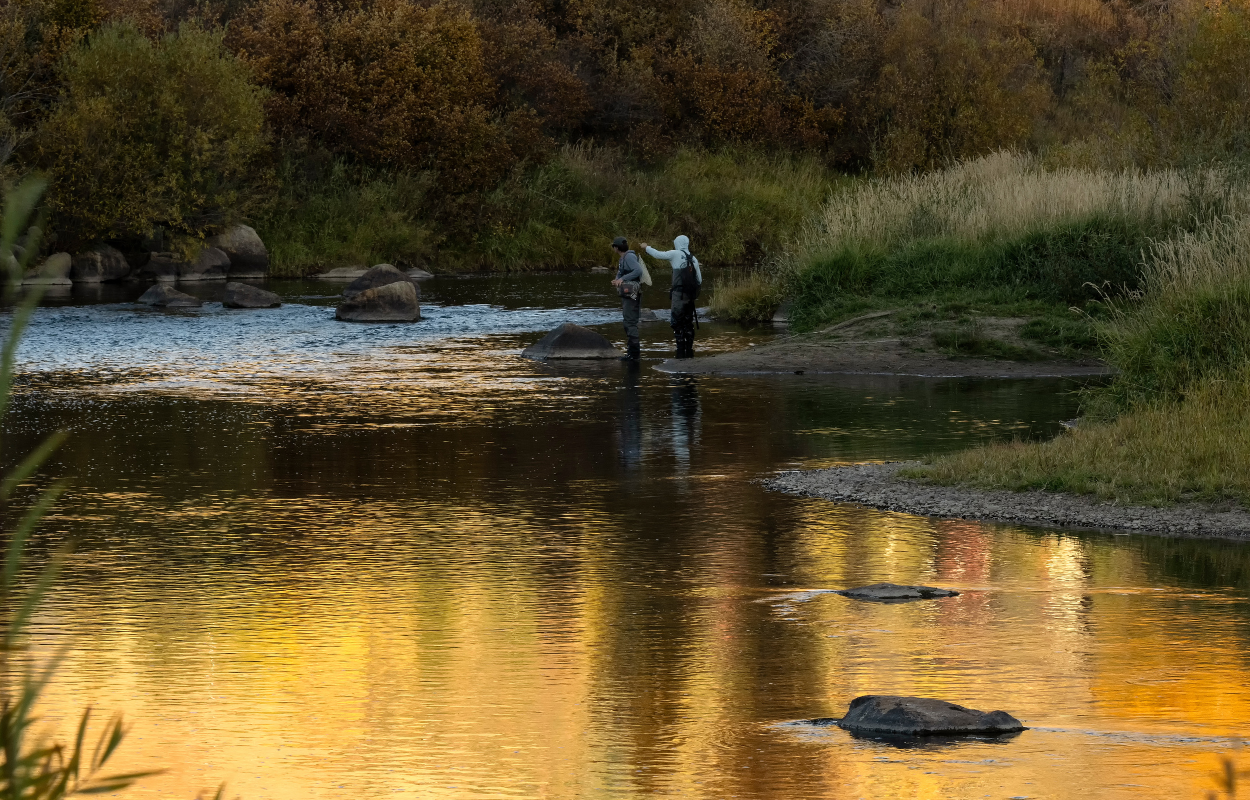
[5,275,1248,799]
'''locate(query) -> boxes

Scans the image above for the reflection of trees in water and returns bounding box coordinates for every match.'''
[14,376,1250,798]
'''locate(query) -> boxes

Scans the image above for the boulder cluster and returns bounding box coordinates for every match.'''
[334,264,421,322]
[19,225,270,287]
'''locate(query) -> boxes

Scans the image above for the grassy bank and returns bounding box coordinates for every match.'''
[903,374,1250,505]
[710,153,1249,331]
[256,145,839,277]
[905,205,1250,505]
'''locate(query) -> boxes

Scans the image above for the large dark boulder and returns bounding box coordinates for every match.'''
[208,225,269,278]
[522,323,622,360]
[137,283,202,307]
[335,280,420,322]
[179,247,230,282]
[71,245,131,283]
[223,282,281,308]
[138,252,183,282]
[343,264,415,299]
[822,696,1025,736]
[21,252,72,285]
[836,583,959,603]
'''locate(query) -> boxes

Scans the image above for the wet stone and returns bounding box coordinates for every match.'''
[335,280,420,322]
[137,283,202,307]
[180,247,230,282]
[208,224,269,278]
[343,264,415,299]
[831,695,1026,736]
[223,282,281,309]
[522,322,621,360]
[836,582,959,603]
[139,252,184,282]
[71,245,131,283]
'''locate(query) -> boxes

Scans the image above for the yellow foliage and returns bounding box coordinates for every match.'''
[231,0,519,191]
[37,22,269,246]
[868,0,1052,172]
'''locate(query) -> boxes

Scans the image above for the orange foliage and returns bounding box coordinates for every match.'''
[230,0,520,190]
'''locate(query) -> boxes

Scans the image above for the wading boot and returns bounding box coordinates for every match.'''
[621,336,641,361]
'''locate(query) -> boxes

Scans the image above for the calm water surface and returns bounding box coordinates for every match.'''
[5,276,1249,799]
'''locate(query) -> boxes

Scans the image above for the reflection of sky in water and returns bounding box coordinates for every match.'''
[7,278,1250,800]
[13,300,618,399]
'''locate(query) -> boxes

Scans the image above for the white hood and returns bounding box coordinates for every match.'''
[674,235,690,251]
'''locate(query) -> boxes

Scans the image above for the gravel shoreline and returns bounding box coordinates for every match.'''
[767,462,1250,540]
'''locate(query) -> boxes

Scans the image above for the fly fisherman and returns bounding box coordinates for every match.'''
[610,236,645,361]
[642,235,702,358]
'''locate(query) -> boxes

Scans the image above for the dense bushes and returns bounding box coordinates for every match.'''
[257,144,837,275]
[36,22,268,249]
[1,0,1249,267]
[229,0,528,193]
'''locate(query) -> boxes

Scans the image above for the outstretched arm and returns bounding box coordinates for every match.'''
[645,245,678,260]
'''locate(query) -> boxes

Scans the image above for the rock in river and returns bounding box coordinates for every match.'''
[71,245,131,282]
[335,280,421,322]
[179,247,230,281]
[822,696,1025,736]
[836,583,959,603]
[138,252,184,282]
[21,252,72,285]
[208,224,269,278]
[343,264,415,299]
[223,282,281,309]
[137,284,202,307]
[522,323,621,360]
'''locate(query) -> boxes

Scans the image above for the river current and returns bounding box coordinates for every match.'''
[5,275,1249,799]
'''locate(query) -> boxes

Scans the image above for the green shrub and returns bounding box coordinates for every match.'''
[37,21,269,248]
[784,216,1158,330]
[708,269,783,323]
[256,155,435,276]
[1101,215,1250,406]
[467,144,836,270]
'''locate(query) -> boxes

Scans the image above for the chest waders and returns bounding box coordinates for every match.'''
[618,252,642,362]
[671,251,700,359]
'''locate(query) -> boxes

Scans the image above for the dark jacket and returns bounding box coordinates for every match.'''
[616,250,643,283]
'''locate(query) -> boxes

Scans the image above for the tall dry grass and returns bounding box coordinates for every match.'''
[708,151,1250,327]
[1101,212,1250,405]
[790,151,1218,265]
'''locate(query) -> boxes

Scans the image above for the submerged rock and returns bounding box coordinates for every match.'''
[223,282,281,308]
[836,583,959,603]
[831,695,1025,736]
[71,245,131,283]
[522,323,621,360]
[137,283,202,307]
[407,267,434,279]
[343,264,414,299]
[335,280,420,322]
[180,247,230,281]
[208,224,269,278]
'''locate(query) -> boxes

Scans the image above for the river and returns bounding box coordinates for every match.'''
[5,275,1248,799]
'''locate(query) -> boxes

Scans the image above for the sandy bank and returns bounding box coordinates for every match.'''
[767,462,1250,539]
[657,311,1111,377]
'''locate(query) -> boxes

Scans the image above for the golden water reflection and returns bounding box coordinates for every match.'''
[7,278,1249,799]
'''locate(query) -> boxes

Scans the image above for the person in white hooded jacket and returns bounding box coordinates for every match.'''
[641,235,702,358]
